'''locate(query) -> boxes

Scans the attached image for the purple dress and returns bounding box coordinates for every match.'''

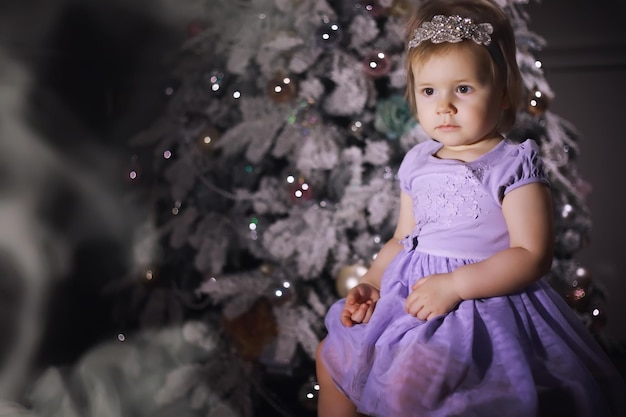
[320,139,626,417]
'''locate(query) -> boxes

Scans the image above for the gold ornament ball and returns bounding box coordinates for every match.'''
[389,0,411,17]
[223,298,278,361]
[527,88,549,116]
[259,263,274,276]
[336,264,368,297]
[266,74,297,103]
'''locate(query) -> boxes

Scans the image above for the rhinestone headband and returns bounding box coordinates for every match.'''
[408,15,493,48]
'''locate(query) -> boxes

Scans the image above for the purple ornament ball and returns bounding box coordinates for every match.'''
[362,51,391,78]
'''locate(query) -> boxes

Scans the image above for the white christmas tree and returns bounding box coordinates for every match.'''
[18,1,605,416]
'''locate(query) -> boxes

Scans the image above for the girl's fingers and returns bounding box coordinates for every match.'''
[363,304,375,323]
[341,309,354,327]
[412,276,428,290]
[405,291,419,311]
[345,293,356,305]
[341,303,358,327]
[350,303,368,323]
[341,298,378,326]
[406,298,423,317]
[417,308,431,321]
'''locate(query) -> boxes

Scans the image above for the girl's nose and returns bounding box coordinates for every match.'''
[436,97,455,114]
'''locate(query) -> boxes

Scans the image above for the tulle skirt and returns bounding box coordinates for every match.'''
[320,250,626,417]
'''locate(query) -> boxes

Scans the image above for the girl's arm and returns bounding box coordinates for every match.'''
[359,191,416,290]
[452,182,554,300]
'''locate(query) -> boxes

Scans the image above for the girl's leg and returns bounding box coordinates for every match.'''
[315,339,361,417]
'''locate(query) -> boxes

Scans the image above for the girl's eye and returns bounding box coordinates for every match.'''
[457,85,472,94]
[422,88,434,96]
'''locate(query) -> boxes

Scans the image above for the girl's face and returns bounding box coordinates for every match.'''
[411,45,506,150]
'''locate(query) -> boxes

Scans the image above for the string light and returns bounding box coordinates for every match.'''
[321,24,339,40]
[172,200,182,215]
[350,120,362,133]
[561,203,573,218]
[249,217,259,231]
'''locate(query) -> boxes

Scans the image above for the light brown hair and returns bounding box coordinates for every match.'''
[405,0,522,132]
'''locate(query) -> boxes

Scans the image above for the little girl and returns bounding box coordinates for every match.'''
[316,0,626,416]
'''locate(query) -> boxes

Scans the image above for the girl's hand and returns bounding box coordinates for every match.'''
[405,273,462,321]
[341,283,380,327]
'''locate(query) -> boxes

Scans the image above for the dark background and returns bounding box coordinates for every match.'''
[0,0,185,382]
[0,0,625,398]
[525,0,626,343]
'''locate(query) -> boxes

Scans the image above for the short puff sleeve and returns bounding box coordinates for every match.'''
[488,139,550,204]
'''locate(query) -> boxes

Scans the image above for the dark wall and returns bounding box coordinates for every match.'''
[3,0,182,142]
[526,0,626,342]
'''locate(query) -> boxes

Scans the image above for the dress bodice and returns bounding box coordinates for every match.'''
[398,139,549,259]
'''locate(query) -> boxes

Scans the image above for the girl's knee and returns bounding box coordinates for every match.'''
[316,338,326,361]
[316,339,328,377]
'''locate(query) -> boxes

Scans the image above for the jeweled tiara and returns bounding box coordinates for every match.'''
[408,14,493,48]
